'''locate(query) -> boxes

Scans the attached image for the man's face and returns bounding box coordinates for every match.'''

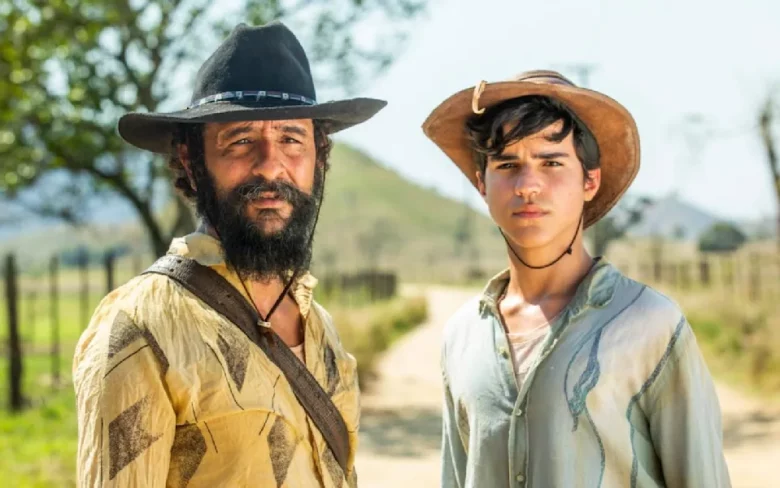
[203,119,318,234]
[477,120,600,250]
[180,119,324,281]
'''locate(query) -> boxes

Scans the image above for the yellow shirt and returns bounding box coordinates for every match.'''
[73,232,360,487]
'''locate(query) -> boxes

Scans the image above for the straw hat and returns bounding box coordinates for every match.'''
[421,70,640,228]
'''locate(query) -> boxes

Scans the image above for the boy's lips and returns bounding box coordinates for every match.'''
[512,206,549,218]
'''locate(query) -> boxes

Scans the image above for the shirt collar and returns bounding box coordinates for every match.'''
[166,231,319,318]
[478,258,618,326]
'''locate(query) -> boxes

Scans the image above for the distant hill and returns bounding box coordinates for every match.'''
[0,144,508,283]
[625,194,720,241]
[622,193,778,241]
[313,144,506,282]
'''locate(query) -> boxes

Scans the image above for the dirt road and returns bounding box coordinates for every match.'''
[355,286,780,488]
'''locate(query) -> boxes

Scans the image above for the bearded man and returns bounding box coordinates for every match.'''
[73,21,385,487]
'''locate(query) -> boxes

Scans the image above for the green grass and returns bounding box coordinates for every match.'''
[331,295,428,386]
[0,386,78,488]
[0,295,101,344]
[0,289,81,488]
[681,295,780,399]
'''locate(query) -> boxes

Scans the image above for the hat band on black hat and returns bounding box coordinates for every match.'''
[188,90,317,109]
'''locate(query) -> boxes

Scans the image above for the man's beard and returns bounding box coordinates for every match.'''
[193,165,324,282]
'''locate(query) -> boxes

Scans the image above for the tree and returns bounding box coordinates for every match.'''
[0,0,426,256]
[758,94,780,247]
[698,222,747,253]
[586,196,653,256]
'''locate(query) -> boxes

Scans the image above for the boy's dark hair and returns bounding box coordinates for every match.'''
[466,95,600,179]
[168,121,333,202]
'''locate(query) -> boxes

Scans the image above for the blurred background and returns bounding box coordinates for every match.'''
[0,0,778,486]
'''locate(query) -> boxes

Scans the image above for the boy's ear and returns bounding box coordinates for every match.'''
[584,168,601,202]
[477,171,487,199]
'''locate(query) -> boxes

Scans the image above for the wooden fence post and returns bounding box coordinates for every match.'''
[133,252,142,275]
[723,254,734,291]
[80,250,89,330]
[105,250,115,294]
[50,256,60,388]
[651,240,664,284]
[5,254,24,411]
[748,252,761,302]
[669,263,679,290]
[699,255,710,286]
[679,262,691,291]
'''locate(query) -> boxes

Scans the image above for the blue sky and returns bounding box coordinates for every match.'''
[334,0,780,222]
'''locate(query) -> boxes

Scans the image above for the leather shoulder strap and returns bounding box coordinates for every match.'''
[142,255,351,474]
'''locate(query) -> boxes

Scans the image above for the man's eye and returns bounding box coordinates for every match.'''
[545,160,563,167]
[282,136,301,144]
[232,138,251,146]
[497,162,516,170]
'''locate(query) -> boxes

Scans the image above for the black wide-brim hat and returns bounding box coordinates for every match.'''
[118,21,387,154]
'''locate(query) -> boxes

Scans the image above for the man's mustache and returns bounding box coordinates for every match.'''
[231,177,305,205]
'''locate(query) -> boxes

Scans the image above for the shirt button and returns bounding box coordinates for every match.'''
[515,408,523,417]
[499,347,509,358]
[516,472,525,483]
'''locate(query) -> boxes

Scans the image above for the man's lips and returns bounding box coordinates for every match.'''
[249,192,286,209]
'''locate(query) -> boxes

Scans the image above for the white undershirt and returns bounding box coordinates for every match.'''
[506,325,550,388]
[289,341,306,364]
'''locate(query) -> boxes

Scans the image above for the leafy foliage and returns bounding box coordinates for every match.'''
[698,222,747,253]
[0,0,426,255]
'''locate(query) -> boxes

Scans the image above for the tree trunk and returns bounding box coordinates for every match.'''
[50,256,60,388]
[80,163,169,258]
[137,205,168,258]
[5,254,24,412]
[107,179,195,259]
[169,195,197,239]
[759,97,780,248]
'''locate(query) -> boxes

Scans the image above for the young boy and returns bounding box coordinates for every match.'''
[422,70,731,488]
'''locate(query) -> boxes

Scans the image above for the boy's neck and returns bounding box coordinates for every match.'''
[504,231,595,306]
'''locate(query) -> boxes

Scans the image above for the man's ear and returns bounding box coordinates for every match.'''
[178,144,197,192]
[584,168,601,202]
[476,170,487,200]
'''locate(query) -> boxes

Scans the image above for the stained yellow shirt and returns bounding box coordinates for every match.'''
[73,232,360,487]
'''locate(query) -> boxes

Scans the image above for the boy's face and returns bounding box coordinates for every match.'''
[477,120,601,250]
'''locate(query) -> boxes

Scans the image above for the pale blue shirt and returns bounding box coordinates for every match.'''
[440,259,731,488]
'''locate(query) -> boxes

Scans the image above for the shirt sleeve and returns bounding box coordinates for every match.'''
[643,321,732,488]
[441,345,467,488]
[73,308,176,487]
